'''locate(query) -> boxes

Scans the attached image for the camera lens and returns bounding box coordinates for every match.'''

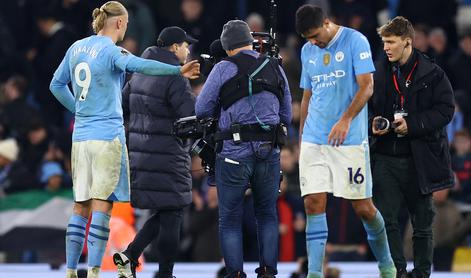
[375,117,390,131]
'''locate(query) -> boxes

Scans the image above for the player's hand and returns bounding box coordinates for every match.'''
[180,60,200,79]
[393,117,408,135]
[372,116,390,136]
[328,117,351,147]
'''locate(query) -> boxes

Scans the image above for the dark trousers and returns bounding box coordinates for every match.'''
[215,148,280,278]
[372,154,435,277]
[126,209,183,278]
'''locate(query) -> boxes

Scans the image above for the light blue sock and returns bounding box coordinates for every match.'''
[362,210,394,269]
[87,211,111,268]
[306,213,328,277]
[66,214,88,269]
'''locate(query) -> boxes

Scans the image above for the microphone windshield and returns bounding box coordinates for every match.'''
[210,39,227,59]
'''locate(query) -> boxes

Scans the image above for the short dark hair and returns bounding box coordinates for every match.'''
[295,4,326,35]
[377,16,415,40]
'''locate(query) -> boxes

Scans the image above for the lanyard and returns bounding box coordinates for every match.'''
[392,61,418,108]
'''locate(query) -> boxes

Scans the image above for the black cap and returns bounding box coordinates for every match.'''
[157,26,198,47]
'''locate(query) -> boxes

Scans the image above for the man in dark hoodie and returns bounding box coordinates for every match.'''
[113,26,197,278]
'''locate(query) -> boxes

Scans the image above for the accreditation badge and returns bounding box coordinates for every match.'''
[323,53,330,65]
[393,108,408,138]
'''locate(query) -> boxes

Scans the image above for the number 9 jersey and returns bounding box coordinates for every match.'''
[52,35,133,142]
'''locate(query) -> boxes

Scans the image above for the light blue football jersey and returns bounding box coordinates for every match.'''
[51,35,180,142]
[300,27,375,145]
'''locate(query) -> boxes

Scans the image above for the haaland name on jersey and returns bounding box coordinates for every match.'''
[72,46,99,59]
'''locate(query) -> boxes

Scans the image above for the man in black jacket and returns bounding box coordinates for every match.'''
[113,26,197,278]
[369,17,454,278]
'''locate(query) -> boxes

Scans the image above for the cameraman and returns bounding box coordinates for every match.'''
[370,17,454,278]
[113,26,197,278]
[195,20,292,278]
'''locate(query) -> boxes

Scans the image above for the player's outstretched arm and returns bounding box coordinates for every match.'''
[122,55,200,79]
[125,55,181,76]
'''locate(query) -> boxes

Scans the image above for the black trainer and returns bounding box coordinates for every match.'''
[113,251,139,278]
[255,266,277,278]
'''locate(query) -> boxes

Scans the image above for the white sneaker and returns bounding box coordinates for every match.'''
[66,269,78,278]
[87,267,100,278]
[113,252,137,278]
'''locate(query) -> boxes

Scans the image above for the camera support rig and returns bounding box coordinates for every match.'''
[251,0,281,63]
[176,0,283,174]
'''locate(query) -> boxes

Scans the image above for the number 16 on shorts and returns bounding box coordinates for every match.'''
[348,167,364,185]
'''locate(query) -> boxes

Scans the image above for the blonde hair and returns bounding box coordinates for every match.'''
[92,1,127,34]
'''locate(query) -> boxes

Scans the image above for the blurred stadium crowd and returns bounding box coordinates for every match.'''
[2,0,471,274]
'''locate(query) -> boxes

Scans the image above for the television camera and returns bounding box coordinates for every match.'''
[177,0,281,174]
[199,0,281,77]
[173,116,218,174]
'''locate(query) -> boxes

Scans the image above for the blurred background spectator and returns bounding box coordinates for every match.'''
[0,138,34,195]
[397,0,458,46]
[449,31,471,126]
[329,0,388,58]
[120,0,156,55]
[451,129,471,203]
[32,8,78,128]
